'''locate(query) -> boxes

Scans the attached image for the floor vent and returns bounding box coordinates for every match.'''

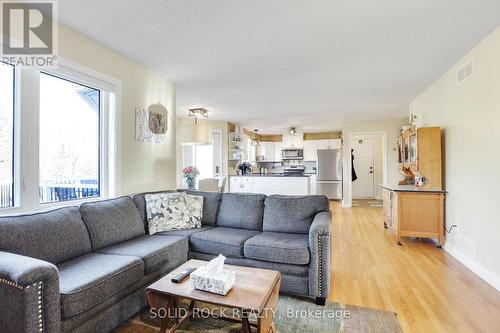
[456,60,473,85]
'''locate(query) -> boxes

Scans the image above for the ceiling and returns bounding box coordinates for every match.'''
[58,1,500,133]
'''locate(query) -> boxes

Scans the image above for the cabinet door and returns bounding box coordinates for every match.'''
[241,181,254,193]
[315,139,328,150]
[282,135,293,148]
[261,142,275,161]
[328,139,342,149]
[230,177,242,192]
[303,140,316,161]
[294,135,304,148]
[274,142,283,160]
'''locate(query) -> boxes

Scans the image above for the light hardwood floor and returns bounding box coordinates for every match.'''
[328,200,500,333]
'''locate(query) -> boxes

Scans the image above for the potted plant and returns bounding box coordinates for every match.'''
[182,166,199,190]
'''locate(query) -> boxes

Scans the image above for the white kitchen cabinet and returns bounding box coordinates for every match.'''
[282,135,292,148]
[229,176,254,193]
[303,140,317,161]
[282,134,303,148]
[316,139,341,150]
[260,142,276,161]
[274,141,284,160]
[303,139,342,162]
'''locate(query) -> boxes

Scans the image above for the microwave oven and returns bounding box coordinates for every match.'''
[282,149,304,160]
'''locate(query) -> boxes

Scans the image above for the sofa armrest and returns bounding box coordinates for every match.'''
[0,251,61,333]
[308,211,332,298]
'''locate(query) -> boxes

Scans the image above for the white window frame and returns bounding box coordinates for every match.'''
[0,58,121,214]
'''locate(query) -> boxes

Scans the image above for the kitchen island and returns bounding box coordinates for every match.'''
[380,184,446,247]
[230,175,310,195]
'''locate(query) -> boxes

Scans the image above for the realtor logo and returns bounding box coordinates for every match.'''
[1,0,58,67]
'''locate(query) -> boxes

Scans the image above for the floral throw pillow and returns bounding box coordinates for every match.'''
[145,192,203,234]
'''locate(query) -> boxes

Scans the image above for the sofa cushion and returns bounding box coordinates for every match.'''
[244,232,310,265]
[132,190,176,231]
[217,193,266,230]
[96,235,188,273]
[189,251,309,277]
[0,207,91,264]
[263,195,329,234]
[190,227,261,258]
[80,196,145,250]
[184,190,222,226]
[58,253,144,319]
[156,225,215,238]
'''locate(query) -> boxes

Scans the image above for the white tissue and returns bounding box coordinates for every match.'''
[190,254,235,295]
[206,254,226,275]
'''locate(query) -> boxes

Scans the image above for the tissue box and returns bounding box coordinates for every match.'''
[190,266,235,295]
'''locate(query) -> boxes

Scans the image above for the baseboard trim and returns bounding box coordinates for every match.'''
[443,243,500,292]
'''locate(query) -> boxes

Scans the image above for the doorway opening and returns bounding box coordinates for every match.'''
[181,129,223,185]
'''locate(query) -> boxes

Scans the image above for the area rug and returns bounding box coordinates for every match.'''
[115,296,401,333]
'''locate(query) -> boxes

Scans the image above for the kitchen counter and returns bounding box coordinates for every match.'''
[231,174,311,177]
[379,184,446,193]
[230,175,310,195]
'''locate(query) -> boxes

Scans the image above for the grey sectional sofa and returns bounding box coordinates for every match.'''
[0,191,331,333]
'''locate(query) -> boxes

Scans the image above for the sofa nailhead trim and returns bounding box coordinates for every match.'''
[0,279,44,331]
[0,277,24,290]
[37,282,43,332]
[317,235,328,295]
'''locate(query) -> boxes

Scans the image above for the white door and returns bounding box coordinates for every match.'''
[351,138,375,198]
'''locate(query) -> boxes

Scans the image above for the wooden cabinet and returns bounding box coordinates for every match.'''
[397,127,442,189]
[382,186,445,247]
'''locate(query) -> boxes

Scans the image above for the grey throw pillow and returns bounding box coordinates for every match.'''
[145,192,203,234]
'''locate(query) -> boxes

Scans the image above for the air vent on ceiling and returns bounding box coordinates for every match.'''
[456,60,473,85]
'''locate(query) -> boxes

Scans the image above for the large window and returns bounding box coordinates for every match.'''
[39,73,100,203]
[0,61,118,213]
[0,63,15,208]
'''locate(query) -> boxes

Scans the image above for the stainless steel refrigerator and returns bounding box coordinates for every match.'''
[316,149,343,199]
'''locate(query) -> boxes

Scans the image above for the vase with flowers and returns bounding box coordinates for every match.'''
[182,166,199,190]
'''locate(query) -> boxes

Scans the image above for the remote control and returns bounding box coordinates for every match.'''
[171,267,196,283]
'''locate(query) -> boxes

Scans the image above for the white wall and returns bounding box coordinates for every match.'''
[410,27,500,289]
[342,117,408,206]
[59,25,176,195]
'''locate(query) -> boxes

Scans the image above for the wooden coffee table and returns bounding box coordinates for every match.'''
[146,259,281,333]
